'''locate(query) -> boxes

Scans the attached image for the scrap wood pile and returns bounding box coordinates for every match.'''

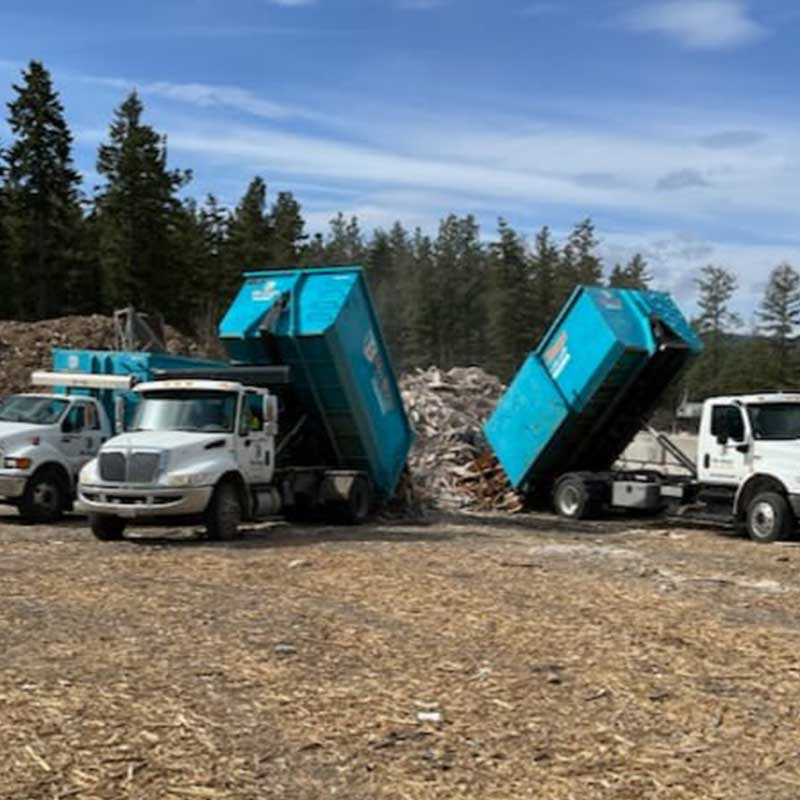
[400,366,522,512]
[0,315,201,397]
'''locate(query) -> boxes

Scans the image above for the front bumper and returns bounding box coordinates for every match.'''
[77,484,214,518]
[0,474,28,500]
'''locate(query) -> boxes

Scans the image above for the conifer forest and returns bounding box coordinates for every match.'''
[1,60,798,401]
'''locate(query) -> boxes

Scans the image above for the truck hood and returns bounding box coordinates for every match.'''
[106,430,231,451]
[0,421,46,439]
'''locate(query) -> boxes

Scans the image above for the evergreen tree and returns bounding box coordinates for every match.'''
[561,218,603,290]
[226,176,272,274]
[693,265,741,394]
[325,212,365,264]
[268,190,306,266]
[758,262,800,387]
[0,138,11,318]
[609,254,652,289]
[407,228,438,367]
[95,91,191,321]
[486,219,533,380]
[3,60,82,319]
[529,225,561,339]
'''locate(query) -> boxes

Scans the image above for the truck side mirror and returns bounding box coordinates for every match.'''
[263,396,277,424]
[61,419,73,434]
[716,434,729,446]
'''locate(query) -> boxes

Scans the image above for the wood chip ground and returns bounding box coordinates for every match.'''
[2,512,800,799]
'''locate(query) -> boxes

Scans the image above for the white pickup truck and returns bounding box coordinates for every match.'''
[0,388,115,521]
[78,377,371,541]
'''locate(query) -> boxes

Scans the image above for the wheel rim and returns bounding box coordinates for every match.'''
[559,485,581,516]
[33,481,60,515]
[751,501,776,539]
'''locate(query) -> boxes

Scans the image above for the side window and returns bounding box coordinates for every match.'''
[84,403,101,431]
[63,404,86,433]
[238,395,264,435]
[711,405,745,442]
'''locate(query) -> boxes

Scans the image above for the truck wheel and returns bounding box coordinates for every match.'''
[205,481,242,541]
[334,476,372,525]
[90,514,126,541]
[746,492,792,543]
[553,477,590,520]
[19,468,65,523]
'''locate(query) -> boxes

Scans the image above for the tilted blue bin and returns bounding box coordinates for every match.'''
[219,267,413,498]
[485,287,702,496]
[52,349,227,427]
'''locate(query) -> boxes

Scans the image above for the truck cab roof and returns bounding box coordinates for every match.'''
[707,393,800,405]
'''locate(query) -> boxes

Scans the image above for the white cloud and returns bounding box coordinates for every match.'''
[88,77,318,123]
[626,0,766,49]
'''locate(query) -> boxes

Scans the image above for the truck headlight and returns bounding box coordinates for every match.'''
[4,457,32,470]
[165,472,213,487]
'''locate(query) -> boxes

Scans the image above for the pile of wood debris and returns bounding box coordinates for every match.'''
[400,366,522,511]
[0,315,201,397]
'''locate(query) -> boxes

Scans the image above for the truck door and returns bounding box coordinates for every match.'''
[235,393,272,485]
[60,401,102,479]
[700,403,750,485]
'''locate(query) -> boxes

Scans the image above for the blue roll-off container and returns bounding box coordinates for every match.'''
[51,349,228,427]
[485,287,702,496]
[219,267,412,498]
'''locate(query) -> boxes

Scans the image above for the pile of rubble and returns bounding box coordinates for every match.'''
[0,315,201,396]
[400,366,522,511]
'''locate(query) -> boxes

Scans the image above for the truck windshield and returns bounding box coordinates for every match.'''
[0,395,69,424]
[131,390,237,433]
[747,403,800,440]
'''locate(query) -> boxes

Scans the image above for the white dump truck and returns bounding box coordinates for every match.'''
[0,373,128,521]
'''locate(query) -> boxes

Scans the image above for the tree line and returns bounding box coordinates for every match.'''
[0,60,798,400]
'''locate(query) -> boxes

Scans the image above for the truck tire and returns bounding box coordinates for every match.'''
[19,468,65,523]
[334,476,372,525]
[90,514,126,541]
[553,476,590,520]
[205,481,242,541]
[746,492,792,543]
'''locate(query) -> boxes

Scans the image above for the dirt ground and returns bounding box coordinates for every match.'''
[2,509,800,800]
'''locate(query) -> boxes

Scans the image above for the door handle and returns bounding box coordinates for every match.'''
[703,454,710,469]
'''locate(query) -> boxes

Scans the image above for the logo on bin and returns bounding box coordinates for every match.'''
[252,280,280,303]
[545,332,571,379]
[363,331,394,415]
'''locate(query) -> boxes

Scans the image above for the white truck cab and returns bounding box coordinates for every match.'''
[78,379,283,540]
[696,392,800,541]
[0,389,114,521]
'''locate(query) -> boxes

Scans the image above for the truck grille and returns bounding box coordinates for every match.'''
[128,453,161,484]
[99,451,161,484]
[99,452,126,482]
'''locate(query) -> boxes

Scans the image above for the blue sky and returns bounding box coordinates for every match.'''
[1,0,799,317]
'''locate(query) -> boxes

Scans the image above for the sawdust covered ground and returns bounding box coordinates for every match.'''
[2,509,800,799]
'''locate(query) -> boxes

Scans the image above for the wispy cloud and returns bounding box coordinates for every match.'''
[396,0,447,9]
[700,130,766,149]
[86,77,320,123]
[657,168,709,191]
[626,1,767,49]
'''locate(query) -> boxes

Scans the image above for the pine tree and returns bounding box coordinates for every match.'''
[407,228,438,367]
[487,219,533,380]
[226,176,272,274]
[325,213,364,264]
[758,262,800,387]
[0,137,11,318]
[609,254,652,289]
[693,265,741,394]
[3,60,82,319]
[561,218,603,290]
[530,226,561,339]
[95,91,191,321]
[268,190,306,266]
